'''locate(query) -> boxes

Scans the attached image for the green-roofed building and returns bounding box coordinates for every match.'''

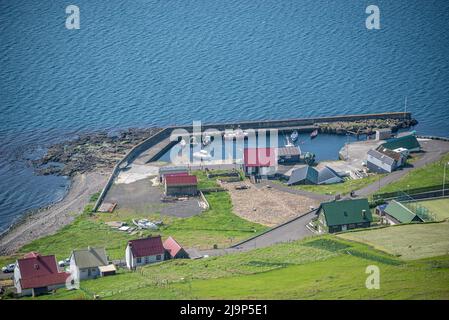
[381,200,424,225]
[316,198,373,233]
[69,247,116,281]
[381,134,421,152]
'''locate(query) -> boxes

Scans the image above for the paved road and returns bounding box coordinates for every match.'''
[199,210,316,257]
[355,139,449,197]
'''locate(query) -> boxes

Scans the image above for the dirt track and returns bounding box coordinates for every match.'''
[0,172,108,255]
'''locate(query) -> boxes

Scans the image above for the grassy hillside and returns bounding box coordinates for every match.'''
[338,222,449,260]
[30,236,449,300]
[377,153,449,194]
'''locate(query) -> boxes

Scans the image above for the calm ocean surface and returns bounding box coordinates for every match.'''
[1,0,449,233]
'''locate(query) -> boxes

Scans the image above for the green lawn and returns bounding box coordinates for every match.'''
[415,198,449,221]
[287,175,384,196]
[29,236,449,300]
[377,153,449,194]
[338,222,449,260]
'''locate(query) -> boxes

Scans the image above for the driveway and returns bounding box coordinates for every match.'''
[198,210,317,257]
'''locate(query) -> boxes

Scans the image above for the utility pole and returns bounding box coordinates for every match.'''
[404,96,408,120]
[444,162,449,197]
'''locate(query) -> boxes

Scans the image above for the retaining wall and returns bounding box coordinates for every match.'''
[93,112,413,211]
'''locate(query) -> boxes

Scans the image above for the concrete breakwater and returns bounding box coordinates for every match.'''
[93,112,414,211]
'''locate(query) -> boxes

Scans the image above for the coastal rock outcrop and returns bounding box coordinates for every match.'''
[32,128,161,177]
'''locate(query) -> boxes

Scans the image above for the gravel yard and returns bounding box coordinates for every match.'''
[221,180,320,227]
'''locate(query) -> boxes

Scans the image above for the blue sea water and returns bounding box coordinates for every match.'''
[1,0,449,233]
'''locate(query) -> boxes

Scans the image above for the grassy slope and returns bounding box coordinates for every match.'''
[377,153,449,194]
[295,175,383,195]
[2,171,266,264]
[32,236,449,300]
[415,198,449,221]
[338,222,449,260]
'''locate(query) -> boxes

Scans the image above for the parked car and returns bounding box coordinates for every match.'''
[58,258,71,268]
[2,264,15,273]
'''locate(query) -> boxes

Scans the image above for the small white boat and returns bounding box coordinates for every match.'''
[193,150,212,160]
[179,139,187,148]
[223,132,237,140]
[133,219,158,230]
[235,128,249,139]
[224,128,248,140]
[190,136,199,146]
[290,130,299,142]
[203,135,212,146]
[285,136,295,147]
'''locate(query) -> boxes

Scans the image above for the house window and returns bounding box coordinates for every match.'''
[145,257,150,263]
[156,255,161,261]
[137,257,142,264]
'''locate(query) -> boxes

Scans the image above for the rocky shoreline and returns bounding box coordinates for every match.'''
[32,127,161,177]
[316,118,418,135]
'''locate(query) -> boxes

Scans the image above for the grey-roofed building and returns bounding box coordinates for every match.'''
[287,166,343,185]
[366,146,406,174]
[277,146,301,163]
[69,247,116,281]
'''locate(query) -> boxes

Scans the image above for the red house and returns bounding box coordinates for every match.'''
[125,236,165,269]
[14,252,70,296]
[243,147,277,176]
[163,236,189,259]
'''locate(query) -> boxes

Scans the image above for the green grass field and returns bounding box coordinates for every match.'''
[338,222,449,260]
[29,236,449,300]
[414,198,449,221]
[377,153,449,194]
[287,174,383,195]
[1,172,266,265]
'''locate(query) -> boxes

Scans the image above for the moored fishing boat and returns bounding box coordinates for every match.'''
[193,149,212,161]
[290,130,299,142]
[190,136,199,146]
[203,135,212,146]
[310,129,318,139]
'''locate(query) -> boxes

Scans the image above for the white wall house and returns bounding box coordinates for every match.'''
[69,247,115,282]
[366,147,406,174]
[125,236,165,270]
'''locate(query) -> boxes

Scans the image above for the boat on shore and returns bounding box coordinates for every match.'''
[310,129,319,139]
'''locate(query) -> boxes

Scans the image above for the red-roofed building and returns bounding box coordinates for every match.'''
[14,252,69,296]
[125,236,165,269]
[163,236,189,259]
[243,147,277,176]
[164,174,198,197]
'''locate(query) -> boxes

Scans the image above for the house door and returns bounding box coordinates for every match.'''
[341,225,347,231]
